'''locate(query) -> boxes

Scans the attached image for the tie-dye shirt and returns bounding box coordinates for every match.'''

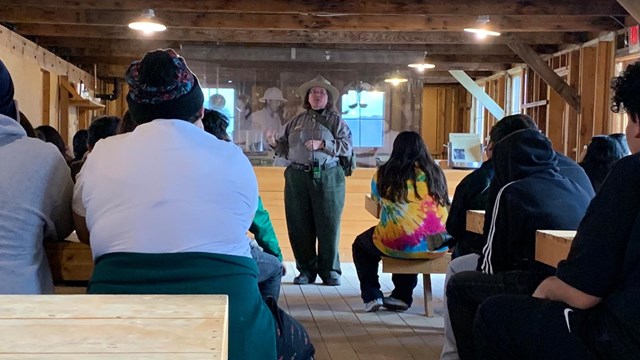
[372,169,448,259]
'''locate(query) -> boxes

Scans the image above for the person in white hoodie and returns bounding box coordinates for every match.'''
[0,60,74,293]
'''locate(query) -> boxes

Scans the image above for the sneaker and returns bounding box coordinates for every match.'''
[293,274,316,285]
[364,298,383,312]
[382,296,409,311]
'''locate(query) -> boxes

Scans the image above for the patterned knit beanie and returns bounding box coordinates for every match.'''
[125,49,204,124]
[0,60,17,121]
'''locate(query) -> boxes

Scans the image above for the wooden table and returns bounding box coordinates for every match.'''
[0,294,228,359]
[535,230,576,267]
[465,210,485,234]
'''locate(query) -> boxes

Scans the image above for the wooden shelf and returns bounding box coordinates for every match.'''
[69,98,105,110]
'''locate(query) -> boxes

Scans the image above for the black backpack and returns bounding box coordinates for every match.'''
[309,110,356,176]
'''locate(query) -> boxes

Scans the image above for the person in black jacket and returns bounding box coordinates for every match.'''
[446,129,593,360]
[441,114,595,360]
[447,115,594,260]
[473,60,640,360]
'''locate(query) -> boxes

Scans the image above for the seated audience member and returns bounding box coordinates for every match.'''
[35,125,72,162]
[116,110,137,134]
[579,135,626,192]
[610,132,632,156]
[0,60,74,294]
[70,116,119,181]
[446,129,593,360]
[441,114,595,360]
[73,49,313,360]
[71,129,88,162]
[202,108,285,301]
[18,111,37,138]
[352,131,450,312]
[448,115,595,259]
[473,60,640,360]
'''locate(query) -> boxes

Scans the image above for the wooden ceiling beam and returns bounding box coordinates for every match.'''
[0,0,627,16]
[618,0,640,23]
[61,47,523,66]
[89,60,503,79]
[13,24,585,45]
[35,37,558,55]
[0,7,622,32]
[507,38,580,110]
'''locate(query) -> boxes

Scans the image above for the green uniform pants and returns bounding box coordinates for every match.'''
[284,165,345,280]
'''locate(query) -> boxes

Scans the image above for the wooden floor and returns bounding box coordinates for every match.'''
[56,249,447,360]
[279,260,446,360]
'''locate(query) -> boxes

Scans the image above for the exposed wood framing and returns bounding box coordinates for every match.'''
[0,0,627,16]
[618,0,640,23]
[41,69,50,125]
[507,38,581,111]
[449,70,505,120]
[13,24,584,45]
[0,8,621,32]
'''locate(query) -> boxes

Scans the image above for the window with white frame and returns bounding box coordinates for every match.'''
[341,90,385,147]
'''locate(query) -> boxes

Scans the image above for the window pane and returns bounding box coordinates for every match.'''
[202,88,235,138]
[341,90,385,148]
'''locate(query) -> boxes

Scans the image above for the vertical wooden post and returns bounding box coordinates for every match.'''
[579,47,597,154]
[58,75,69,143]
[41,69,51,126]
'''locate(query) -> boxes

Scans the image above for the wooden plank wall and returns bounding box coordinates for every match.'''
[255,167,471,257]
[522,39,615,160]
[421,85,470,159]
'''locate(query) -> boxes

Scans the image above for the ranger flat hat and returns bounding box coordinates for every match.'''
[298,75,339,101]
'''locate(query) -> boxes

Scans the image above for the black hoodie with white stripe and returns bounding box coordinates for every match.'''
[477,129,593,274]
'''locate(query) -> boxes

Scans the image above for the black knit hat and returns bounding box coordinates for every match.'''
[125,49,204,124]
[0,60,17,121]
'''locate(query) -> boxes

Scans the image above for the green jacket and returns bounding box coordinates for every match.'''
[250,197,283,261]
[88,251,277,360]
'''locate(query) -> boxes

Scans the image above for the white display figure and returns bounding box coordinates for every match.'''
[249,88,290,166]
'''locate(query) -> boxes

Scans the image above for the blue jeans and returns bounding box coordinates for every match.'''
[251,246,283,302]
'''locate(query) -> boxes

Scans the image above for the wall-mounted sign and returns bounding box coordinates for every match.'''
[630,25,640,54]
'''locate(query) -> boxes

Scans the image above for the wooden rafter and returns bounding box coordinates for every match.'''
[35,37,558,55]
[618,0,640,23]
[507,38,581,111]
[0,7,622,32]
[14,24,585,45]
[0,0,627,16]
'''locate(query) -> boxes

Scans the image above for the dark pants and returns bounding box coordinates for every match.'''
[352,226,418,306]
[446,270,532,360]
[474,295,594,360]
[265,296,316,360]
[284,165,345,281]
[475,294,640,360]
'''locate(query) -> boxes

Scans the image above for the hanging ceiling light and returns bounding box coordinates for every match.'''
[384,70,409,86]
[408,51,436,72]
[464,15,501,40]
[128,9,167,34]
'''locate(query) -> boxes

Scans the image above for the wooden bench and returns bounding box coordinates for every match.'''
[0,294,229,359]
[381,253,451,316]
[535,230,575,267]
[466,210,485,234]
[45,240,94,283]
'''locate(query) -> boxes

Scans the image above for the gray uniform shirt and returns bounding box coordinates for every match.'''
[273,109,352,165]
[0,115,74,294]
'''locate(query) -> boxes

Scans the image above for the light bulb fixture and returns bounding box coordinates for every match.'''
[384,70,409,86]
[408,51,436,72]
[464,15,501,39]
[128,9,167,34]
